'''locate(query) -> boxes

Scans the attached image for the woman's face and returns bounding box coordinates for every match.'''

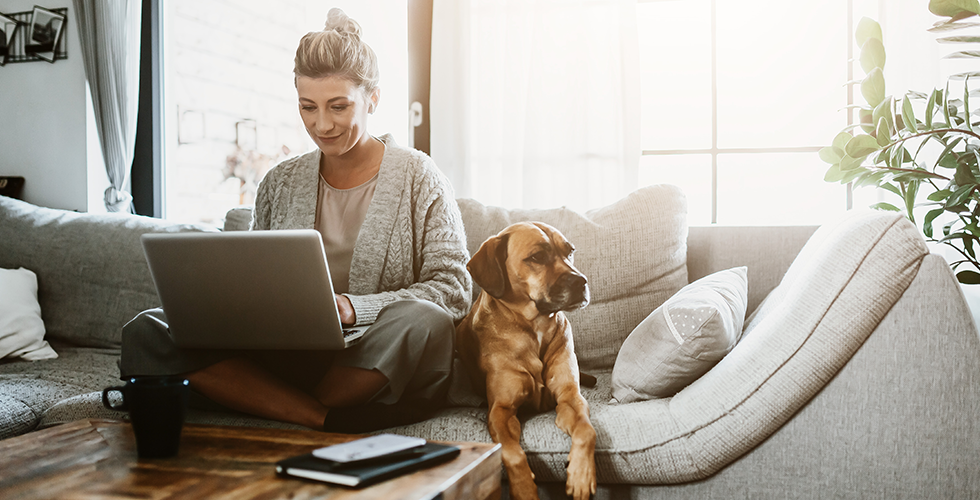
[297,75,379,158]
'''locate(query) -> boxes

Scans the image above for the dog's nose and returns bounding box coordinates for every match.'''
[558,272,588,293]
[568,273,587,290]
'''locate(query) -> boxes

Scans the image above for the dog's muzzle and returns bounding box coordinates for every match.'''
[537,272,590,314]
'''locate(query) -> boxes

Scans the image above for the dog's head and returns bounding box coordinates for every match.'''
[468,222,590,315]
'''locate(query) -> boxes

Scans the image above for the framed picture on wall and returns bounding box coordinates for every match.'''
[0,13,19,66]
[24,6,65,63]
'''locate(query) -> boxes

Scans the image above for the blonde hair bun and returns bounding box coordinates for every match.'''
[294,8,379,91]
[324,8,361,37]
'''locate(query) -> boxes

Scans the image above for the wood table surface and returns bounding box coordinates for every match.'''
[0,419,501,500]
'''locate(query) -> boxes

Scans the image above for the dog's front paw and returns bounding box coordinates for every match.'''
[565,457,596,500]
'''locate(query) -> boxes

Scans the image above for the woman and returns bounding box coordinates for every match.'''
[120,9,472,432]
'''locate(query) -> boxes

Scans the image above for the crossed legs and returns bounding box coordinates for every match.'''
[186,358,387,430]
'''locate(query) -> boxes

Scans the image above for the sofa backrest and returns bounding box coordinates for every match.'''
[687,225,818,315]
[456,185,689,371]
[0,196,212,349]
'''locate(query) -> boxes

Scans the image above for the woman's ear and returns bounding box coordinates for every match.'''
[368,87,381,114]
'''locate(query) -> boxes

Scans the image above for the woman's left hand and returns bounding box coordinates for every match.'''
[335,294,356,325]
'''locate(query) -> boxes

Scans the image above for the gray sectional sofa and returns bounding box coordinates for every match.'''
[2,186,979,499]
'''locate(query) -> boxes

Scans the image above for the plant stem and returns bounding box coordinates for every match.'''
[870,166,950,181]
[887,128,980,148]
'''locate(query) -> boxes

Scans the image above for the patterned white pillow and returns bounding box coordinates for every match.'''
[610,266,747,403]
[0,267,57,360]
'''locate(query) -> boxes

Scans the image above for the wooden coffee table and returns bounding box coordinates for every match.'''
[0,419,501,500]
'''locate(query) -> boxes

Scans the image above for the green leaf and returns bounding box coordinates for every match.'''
[944,50,980,59]
[929,0,980,18]
[939,137,965,170]
[860,38,887,73]
[948,183,976,207]
[819,147,842,164]
[876,118,892,147]
[856,17,883,47]
[945,219,959,236]
[938,35,980,42]
[958,158,979,185]
[824,164,845,182]
[832,131,852,151]
[926,89,939,129]
[839,153,866,171]
[930,188,954,201]
[854,170,887,188]
[956,270,980,284]
[965,78,974,132]
[862,68,886,108]
[859,108,875,133]
[905,180,920,220]
[841,166,869,184]
[945,81,954,127]
[873,96,895,136]
[929,21,980,32]
[845,134,881,158]
[924,207,946,238]
[881,182,902,197]
[870,202,901,212]
[902,95,919,133]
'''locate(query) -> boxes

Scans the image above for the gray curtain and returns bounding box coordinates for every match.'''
[73,0,142,213]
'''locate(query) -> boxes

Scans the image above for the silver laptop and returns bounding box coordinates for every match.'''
[141,229,367,350]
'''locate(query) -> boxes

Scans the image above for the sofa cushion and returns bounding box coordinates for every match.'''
[457,185,689,372]
[224,207,253,231]
[0,267,57,361]
[610,266,747,403]
[0,345,122,439]
[0,393,37,439]
[386,209,929,484]
[0,196,213,349]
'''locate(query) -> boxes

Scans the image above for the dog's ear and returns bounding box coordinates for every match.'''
[468,233,509,298]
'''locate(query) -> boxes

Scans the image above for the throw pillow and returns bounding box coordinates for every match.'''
[0,267,57,360]
[610,266,747,404]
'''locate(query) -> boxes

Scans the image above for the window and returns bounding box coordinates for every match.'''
[636,0,880,225]
[160,1,408,226]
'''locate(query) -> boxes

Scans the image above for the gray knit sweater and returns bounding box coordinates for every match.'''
[251,135,473,325]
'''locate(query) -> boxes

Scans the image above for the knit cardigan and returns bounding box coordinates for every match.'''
[250,135,473,326]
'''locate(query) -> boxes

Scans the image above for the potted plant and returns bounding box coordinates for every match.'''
[821,0,980,283]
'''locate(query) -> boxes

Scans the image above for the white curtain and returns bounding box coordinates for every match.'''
[430,0,639,211]
[73,0,142,213]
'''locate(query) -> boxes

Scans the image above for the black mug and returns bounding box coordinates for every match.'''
[102,376,190,458]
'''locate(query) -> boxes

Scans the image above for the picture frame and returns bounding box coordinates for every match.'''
[24,6,65,63]
[0,13,19,66]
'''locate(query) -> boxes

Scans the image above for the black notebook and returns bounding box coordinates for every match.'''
[275,442,461,487]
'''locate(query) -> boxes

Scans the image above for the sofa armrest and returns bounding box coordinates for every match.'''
[713,253,980,495]
[687,225,818,315]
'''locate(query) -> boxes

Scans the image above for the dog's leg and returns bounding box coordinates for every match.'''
[545,361,597,500]
[486,373,539,500]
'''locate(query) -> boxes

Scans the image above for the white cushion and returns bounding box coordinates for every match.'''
[0,267,57,361]
[611,266,747,403]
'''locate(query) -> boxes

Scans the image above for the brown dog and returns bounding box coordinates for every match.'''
[456,222,596,500]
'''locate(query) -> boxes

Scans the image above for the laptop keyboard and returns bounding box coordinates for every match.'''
[342,329,359,338]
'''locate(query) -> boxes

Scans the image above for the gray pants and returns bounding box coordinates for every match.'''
[119,299,455,408]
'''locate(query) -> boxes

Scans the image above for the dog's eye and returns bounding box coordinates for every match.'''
[526,252,547,264]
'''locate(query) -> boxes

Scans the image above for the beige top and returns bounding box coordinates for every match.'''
[314,172,378,294]
[251,134,473,326]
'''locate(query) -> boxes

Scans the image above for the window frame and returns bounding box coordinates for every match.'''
[637,0,856,224]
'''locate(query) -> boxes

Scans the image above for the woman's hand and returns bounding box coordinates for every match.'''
[335,294,356,325]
